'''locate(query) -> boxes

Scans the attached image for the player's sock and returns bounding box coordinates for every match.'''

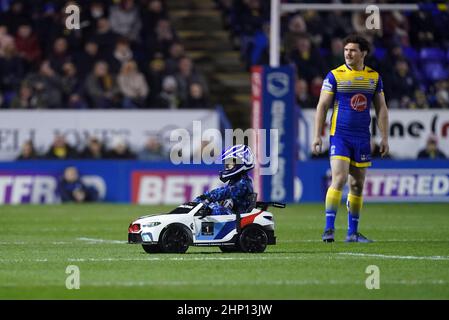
[347,193,363,235]
[325,187,342,230]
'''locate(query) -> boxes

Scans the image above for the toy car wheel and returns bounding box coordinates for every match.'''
[142,244,161,253]
[159,224,191,253]
[219,245,241,253]
[239,225,268,253]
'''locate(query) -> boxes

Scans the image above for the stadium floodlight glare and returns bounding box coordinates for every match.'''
[269,0,447,67]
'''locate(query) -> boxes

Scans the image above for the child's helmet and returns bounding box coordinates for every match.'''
[219,144,255,182]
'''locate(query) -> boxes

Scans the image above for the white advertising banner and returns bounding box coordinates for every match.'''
[299,110,449,159]
[0,110,219,160]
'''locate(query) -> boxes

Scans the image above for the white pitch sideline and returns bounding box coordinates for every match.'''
[338,252,449,261]
[76,237,127,244]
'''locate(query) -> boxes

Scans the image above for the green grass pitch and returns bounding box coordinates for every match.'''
[0,203,448,299]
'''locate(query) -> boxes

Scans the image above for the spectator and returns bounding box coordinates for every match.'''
[61,62,83,103]
[117,60,149,108]
[310,76,324,106]
[175,56,208,101]
[322,11,352,39]
[89,18,119,59]
[183,82,209,109]
[24,60,62,109]
[108,0,142,42]
[154,75,181,109]
[249,22,269,66]
[14,24,41,68]
[74,41,101,81]
[147,19,176,57]
[289,34,325,82]
[80,137,105,159]
[327,37,345,69]
[82,1,108,37]
[295,78,314,109]
[412,89,431,109]
[417,135,446,159]
[141,0,167,33]
[0,41,25,104]
[388,59,418,108]
[107,136,136,159]
[45,134,79,160]
[165,42,185,75]
[0,25,14,57]
[10,82,34,109]
[138,136,167,161]
[283,14,307,58]
[145,52,166,107]
[85,61,121,109]
[48,37,71,74]
[432,89,449,109]
[109,37,134,73]
[58,166,99,203]
[16,140,39,160]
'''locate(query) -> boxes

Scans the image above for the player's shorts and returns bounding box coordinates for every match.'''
[329,135,372,167]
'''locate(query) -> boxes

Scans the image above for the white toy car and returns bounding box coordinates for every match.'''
[128,199,285,253]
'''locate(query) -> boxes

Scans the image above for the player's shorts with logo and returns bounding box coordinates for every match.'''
[329,135,372,167]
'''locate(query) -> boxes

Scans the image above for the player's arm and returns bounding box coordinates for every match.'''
[373,76,389,157]
[312,73,335,155]
[373,91,389,157]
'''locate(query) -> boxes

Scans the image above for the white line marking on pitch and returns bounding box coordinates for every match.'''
[53,279,449,287]
[279,239,449,243]
[1,279,447,288]
[2,253,449,264]
[338,252,449,261]
[67,256,307,262]
[76,237,126,244]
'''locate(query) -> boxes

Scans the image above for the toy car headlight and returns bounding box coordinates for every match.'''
[143,222,161,228]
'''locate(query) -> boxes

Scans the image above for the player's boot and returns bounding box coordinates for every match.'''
[322,229,335,242]
[345,232,373,243]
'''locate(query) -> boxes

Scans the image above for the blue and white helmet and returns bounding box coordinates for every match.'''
[219,144,255,182]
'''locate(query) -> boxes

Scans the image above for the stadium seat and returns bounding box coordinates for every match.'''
[421,62,449,81]
[420,47,446,62]
[373,47,386,60]
[402,46,419,63]
[319,48,329,58]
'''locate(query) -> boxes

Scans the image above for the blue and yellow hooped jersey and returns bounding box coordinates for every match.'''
[321,64,383,138]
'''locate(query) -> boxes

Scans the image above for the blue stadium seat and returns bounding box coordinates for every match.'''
[402,46,419,62]
[373,47,386,60]
[421,62,449,81]
[319,48,329,58]
[420,47,446,62]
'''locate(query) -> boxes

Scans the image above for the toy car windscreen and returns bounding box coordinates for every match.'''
[168,202,198,214]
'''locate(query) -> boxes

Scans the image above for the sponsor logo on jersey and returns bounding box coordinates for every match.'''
[322,78,333,91]
[350,93,368,112]
[339,80,352,86]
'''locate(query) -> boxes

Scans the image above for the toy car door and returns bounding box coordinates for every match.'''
[193,214,237,243]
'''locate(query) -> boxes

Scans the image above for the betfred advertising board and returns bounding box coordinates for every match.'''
[132,171,224,204]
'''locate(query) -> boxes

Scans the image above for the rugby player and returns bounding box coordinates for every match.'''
[312,34,390,242]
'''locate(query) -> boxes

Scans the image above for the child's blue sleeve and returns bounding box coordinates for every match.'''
[206,180,249,201]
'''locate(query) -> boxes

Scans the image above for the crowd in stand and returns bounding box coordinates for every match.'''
[16,134,169,161]
[216,0,449,110]
[0,0,211,109]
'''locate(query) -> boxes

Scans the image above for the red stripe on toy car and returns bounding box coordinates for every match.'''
[240,210,263,228]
